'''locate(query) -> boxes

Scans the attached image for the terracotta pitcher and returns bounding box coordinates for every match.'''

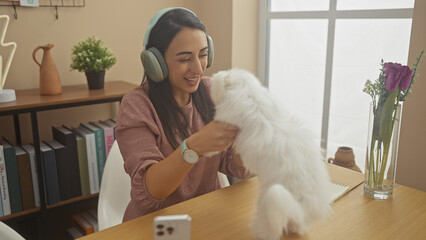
[33,43,62,95]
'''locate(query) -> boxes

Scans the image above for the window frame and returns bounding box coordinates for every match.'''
[257,0,413,151]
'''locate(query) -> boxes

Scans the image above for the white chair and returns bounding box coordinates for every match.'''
[218,172,230,188]
[0,221,25,240]
[98,140,131,231]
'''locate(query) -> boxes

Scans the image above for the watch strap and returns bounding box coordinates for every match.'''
[181,139,189,154]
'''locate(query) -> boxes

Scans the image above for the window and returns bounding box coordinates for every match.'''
[258,0,414,170]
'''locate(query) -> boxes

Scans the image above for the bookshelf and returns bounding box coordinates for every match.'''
[0,80,137,239]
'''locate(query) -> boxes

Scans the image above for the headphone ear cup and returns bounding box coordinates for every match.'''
[141,47,169,82]
[206,34,214,68]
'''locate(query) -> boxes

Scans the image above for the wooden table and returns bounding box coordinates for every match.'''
[81,164,426,240]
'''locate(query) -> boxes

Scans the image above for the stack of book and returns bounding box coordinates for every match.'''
[0,119,116,216]
[66,208,98,239]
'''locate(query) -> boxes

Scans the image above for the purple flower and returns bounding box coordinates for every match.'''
[383,62,413,91]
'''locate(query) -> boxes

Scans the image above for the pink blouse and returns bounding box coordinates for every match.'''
[115,78,249,222]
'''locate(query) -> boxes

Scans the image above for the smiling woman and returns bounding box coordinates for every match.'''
[115,7,249,222]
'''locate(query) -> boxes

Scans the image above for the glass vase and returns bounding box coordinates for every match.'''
[364,102,402,199]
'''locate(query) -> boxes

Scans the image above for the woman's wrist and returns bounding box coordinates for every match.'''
[186,135,203,156]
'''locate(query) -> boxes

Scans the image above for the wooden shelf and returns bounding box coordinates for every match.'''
[0,80,138,115]
[46,193,99,210]
[0,194,99,221]
[0,80,137,239]
[0,207,41,221]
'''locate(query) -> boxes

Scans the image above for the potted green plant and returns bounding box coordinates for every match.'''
[70,36,117,89]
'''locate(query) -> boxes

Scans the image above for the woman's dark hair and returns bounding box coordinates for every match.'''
[143,9,215,149]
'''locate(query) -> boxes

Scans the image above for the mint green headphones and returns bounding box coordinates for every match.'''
[141,7,214,83]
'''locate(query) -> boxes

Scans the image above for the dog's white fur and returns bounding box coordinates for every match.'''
[209,69,332,240]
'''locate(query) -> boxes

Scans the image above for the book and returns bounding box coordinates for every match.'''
[0,144,11,216]
[22,144,41,207]
[329,181,350,202]
[65,226,84,240]
[52,126,82,198]
[91,121,114,158]
[40,142,61,205]
[72,213,94,235]
[81,211,98,232]
[73,127,99,194]
[326,163,364,202]
[45,140,72,201]
[101,119,116,140]
[0,137,23,213]
[0,184,2,216]
[15,146,36,210]
[75,135,90,196]
[81,122,106,185]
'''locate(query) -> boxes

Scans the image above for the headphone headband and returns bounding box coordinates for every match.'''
[143,7,196,48]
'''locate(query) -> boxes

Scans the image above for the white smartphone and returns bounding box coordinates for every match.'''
[153,214,192,240]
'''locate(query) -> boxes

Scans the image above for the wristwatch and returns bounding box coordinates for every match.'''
[181,139,199,164]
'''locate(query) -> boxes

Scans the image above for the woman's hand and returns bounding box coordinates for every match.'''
[186,120,239,155]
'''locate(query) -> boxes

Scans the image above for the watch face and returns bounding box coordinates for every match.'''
[183,150,199,164]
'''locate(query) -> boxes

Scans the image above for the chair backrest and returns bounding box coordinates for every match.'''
[97,140,131,231]
[218,172,230,188]
[0,221,25,240]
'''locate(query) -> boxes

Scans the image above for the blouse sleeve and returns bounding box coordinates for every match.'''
[218,147,250,179]
[115,88,166,211]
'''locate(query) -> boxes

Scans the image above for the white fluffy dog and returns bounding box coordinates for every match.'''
[209,69,332,240]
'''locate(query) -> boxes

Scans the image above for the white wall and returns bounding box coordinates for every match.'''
[396,0,426,191]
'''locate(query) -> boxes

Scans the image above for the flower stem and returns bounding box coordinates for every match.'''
[368,138,376,187]
[377,91,400,184]
[375,141,382,183]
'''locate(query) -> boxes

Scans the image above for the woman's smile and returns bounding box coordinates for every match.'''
[184,76,200,86]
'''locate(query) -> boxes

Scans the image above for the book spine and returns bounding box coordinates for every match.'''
[68,139,83,198]
[25,146,40,207]
[0,145,11,215]
[86,134,99,194]
[76,138,90,196]
[3,143,23,213]
[99,123,114,158]
[16,151,35,210]
[0,189,2,217]
[50,144,73,201]
[81,124,106,186]
[102,119,116,140]
[92,122,115,158]
[93,129,106,185]
[42,149,61,205]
